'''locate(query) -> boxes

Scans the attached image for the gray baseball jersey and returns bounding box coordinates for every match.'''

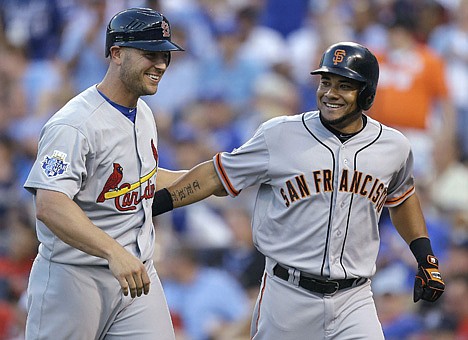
[214,111,412,339]
[213,111,415,279]
[24,85,174,339]
[25,85,158,266]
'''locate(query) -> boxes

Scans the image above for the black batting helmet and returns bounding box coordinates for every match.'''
[311,42,379,111]
[105,8,184,60]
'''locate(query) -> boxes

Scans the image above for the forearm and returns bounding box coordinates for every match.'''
[36,189,125,261]
[390,195,445,303]
[156,167,188,189]
[152,160,226,215]
[169,160,225,208]
[389,194,428,244]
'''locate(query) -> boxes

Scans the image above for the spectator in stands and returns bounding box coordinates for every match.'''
[369,13,457,183]
[161,243,250,340]
[220,204,265,298]
[373,265,426,340]
[200,19,267,112]
[259,0,308,38]
[235,5,289,76]
[57,0,110,93]
[145,23,201,123]
[349,0,388,53]
[0,0,68,117]
[429,0,468,162]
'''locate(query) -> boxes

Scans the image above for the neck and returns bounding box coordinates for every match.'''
[97,74,138,108]
[321,107,363,134]
[321,114,367,142]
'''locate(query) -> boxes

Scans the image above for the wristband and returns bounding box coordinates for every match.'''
[152,188,174,216]
[410,237,436,267]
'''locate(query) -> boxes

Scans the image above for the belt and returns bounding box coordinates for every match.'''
[273,264,367,295]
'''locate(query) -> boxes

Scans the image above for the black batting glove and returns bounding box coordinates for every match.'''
[413,254,445,303]
[410,237,445,303]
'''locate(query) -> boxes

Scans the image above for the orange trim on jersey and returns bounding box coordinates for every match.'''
[252,272,268,339]
[385,186,415,206]
[215,153,240,196]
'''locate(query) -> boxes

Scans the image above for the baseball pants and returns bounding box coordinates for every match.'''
[25,255,175,340]
[251,268,384,340]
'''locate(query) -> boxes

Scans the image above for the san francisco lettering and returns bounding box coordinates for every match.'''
[281,169,387,211]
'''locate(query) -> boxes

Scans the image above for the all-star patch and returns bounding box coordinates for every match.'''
[41,150,69,177]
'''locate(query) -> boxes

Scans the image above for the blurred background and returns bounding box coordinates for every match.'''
[0,0,467,339]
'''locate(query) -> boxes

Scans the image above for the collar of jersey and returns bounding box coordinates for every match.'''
[97,89,137,123]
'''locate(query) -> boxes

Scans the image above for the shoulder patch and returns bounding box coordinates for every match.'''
[41,150,70,177]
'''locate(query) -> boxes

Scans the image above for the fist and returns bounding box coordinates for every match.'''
[413,255,445,303]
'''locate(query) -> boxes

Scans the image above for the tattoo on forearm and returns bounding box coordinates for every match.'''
[170,180,201,202]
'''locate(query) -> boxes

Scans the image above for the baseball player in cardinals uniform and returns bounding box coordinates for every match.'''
[151,42,446,339]
[24,8,186,340]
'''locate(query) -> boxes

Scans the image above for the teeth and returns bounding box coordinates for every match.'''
[146,74,159,81]
[326,103,341,108]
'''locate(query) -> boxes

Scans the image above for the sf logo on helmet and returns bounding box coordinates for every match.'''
[333,49,346,65]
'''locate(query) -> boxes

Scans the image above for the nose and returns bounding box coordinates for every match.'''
[324,86,339,98]
[155,57,168,68]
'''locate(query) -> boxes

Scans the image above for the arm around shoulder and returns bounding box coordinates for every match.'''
[152,160,227,216]
[156,167,188,190]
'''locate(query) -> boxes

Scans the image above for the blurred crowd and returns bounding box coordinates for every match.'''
[0,0,467,339]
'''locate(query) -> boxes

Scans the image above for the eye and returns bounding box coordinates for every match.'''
[143,52,169,63]
[340,83,358,91]
[144,53,158,60]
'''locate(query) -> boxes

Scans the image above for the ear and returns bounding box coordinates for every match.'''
[109,46,123,64]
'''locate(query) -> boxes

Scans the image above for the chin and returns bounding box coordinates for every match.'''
[145,86,158,96]
[321,110,344,122]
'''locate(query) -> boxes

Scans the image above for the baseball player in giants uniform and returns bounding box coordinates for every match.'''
[151,42,446,339]
[23,8,186,340]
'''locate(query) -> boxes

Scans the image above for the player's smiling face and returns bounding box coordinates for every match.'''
[316,73,362,131]
[119,48,168,97]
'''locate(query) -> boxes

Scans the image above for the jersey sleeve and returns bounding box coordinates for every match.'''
[24,123,89,198]
[384,147,416,207]
[213,124,270,197]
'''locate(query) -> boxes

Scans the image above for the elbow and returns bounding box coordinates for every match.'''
[213,186,228,197]
[35,189,64,225]
[35,198,52,224]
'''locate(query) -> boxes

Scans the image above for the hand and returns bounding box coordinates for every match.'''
[413,255,445,303]
[107,247,151,298]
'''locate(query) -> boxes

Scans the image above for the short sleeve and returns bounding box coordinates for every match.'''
[213,124,270,197]
[24,124,90,198]
[385,148,416,207]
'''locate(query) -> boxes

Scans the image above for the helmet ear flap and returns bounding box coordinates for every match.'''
[358,85,375,111]
[166,51,171,66]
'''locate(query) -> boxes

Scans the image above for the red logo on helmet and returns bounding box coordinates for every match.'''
[333,49,346,65]
[161,21,170,38]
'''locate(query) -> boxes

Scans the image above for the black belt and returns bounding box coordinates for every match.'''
[273,264,367,295]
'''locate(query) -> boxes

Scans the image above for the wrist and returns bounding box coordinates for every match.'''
[410,237,437,267]
[152,188,173,216]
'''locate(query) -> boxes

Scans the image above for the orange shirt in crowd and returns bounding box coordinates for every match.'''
[369,45,449,130]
